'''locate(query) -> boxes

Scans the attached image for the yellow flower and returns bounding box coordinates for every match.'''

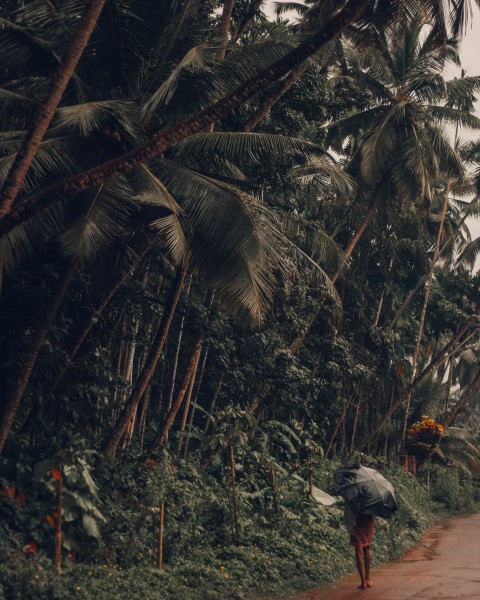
[220,565,225,572]
[76,586,81,591]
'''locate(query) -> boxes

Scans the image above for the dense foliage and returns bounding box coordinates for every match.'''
[1,1,480,598]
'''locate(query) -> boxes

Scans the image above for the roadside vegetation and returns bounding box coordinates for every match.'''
[1,1,480,599]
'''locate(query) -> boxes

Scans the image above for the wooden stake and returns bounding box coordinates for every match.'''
[229,445,240,542]
[158,501,165,570]
[55,474,63,576]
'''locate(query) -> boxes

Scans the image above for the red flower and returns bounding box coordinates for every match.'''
[23,540,37,554]
[51,467,62,480]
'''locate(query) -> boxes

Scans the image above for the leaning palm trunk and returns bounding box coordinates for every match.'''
[0,258,78,454]
[0,0,107,218]
[149,339,203,454]
[290,191,382,355]
[242,61,310,132]
[400,181,451,450]
[102,266,187,458]
[444,371,480,427]
[356,321,472,454]
[176,347,202,453]
[0,0,371,237]
[388,208,470,331]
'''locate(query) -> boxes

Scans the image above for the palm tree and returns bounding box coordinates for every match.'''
[0,0,351,453]
[292,18,480,350]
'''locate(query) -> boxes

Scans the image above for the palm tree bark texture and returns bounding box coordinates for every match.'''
[0,0,371,237]
[0,0,107,219]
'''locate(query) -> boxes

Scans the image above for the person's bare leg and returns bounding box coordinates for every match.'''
[363,546,373,587]
[355,546,367,588]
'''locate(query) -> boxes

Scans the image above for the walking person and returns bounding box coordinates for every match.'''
[343,502,375,589]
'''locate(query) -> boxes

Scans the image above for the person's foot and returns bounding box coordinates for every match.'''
[366,580,373,587]
[358,582,368,589]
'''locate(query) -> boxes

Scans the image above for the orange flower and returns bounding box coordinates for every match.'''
[46,514,56,527]
[51,467,62,480]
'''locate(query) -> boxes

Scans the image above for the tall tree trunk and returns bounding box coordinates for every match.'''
[0,0,107,218]
[290,192,382,355]
[443,355,455,417]
[400,181,451,450]
[176,347,202,453]
[324,395,352,460]
[242,61,310,132]
[0,0,371,237]
[149,339,203,454]
[217,0,235,61]
[166,276,192,410]
[349,399,362,455]
[444,371,480,427]
[387,210,470,331]
[233,0,263,42]
[183,346,209,458]
[0,258,77,454]
[209,0,236,132]
[204,377,223,433]
[102,267,187,458]
[355,321,472,454]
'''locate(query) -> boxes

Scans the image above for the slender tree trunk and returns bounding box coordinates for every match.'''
[242,61,310,132]
[229,444,240,542]
[0,0,107,218]
[290,192,382,355]
[0,258,77,454]
[102,267,187,458]
[443,355,455,417]
[183,346,209,458]
[233,0,262,42]
[166,276,192,410]
[0,0,370,237]
[349,399,362,455]
[324,395,353,460]
[204,377,223,433]
[176,347,201,453]
[50,239,155,392]
[355,321,472,453]
[209,0,236,131]
[387,210,470,331]
[444,371,480,427]
[400,181,451,450]
[374,257,395,326]
[149,339,203,454]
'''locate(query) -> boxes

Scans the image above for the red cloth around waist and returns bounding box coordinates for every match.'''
[350,513,375,547]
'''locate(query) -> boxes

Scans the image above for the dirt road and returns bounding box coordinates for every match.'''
[289,513,480,600]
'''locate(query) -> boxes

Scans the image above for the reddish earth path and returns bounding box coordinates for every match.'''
[286,513,480,600]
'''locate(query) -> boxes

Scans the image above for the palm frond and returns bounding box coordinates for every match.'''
[58,177,137,261]
[54,100,143,143]
[172,132,326,168]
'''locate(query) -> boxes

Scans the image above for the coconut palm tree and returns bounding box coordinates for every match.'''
[0,0,352,454]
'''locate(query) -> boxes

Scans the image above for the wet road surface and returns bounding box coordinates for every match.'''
[286,513,480,600]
